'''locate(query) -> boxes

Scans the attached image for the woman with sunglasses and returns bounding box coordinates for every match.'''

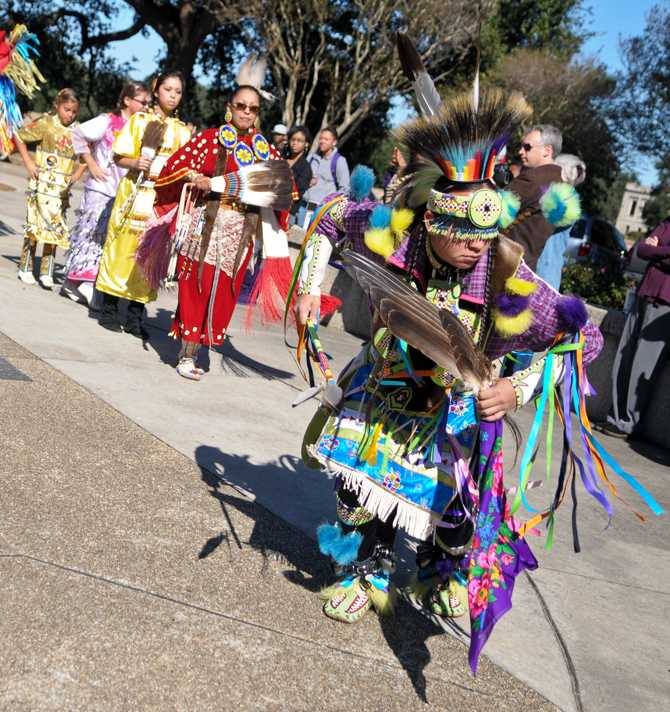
[96,71,192,337]
[61,81,150,306]
[152,84,292,380]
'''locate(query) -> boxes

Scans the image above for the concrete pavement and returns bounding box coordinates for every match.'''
[1,161,669,710]
[2,332,552,710]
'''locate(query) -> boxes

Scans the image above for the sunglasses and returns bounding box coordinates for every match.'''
[132,97,150,107]
[231,101,260,115]
[520,142,541,152]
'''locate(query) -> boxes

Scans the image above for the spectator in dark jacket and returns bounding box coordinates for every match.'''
[597,218,670,438]
[501,125,565,376]
[285,125,313,223]
[506,125,564,271]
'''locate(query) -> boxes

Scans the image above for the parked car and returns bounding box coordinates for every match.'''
[563,217,628,274]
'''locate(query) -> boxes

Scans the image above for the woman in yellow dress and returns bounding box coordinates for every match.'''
[96,71,191,338]
[15,88,85,289]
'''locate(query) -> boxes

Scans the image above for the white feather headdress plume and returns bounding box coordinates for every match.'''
[236,53,275,104]
[397,33,441,119]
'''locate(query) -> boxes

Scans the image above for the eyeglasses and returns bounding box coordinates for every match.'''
[520,142,541,152]
[132,97,150,107]
[231,101,260,115]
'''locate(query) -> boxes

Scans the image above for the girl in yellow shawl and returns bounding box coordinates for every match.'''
[96,71,191,338]
[15,88,85,289]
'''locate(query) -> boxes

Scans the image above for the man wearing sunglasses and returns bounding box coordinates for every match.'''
[501,125,565,376]
[506,125,564,271]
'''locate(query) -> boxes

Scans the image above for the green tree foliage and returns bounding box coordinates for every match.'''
[493,0,589,56]
[642,190,670,230]
[616,3,670,162]
[616,5,670,231]
[491,48,619,217]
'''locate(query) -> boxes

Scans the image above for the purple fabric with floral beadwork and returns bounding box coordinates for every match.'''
[466,420,538,672]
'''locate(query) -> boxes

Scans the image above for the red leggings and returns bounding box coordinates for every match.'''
[171,252,252,346]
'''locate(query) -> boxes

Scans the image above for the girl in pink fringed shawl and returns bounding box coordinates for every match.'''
[61,81,150,306]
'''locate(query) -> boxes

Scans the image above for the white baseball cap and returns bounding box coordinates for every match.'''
[272,123,288,135]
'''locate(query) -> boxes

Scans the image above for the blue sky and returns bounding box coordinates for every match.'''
[108,0,660,182]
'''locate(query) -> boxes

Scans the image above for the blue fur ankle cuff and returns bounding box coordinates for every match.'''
[316,523,362,565]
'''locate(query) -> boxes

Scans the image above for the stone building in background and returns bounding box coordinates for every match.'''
[616,182,651,236]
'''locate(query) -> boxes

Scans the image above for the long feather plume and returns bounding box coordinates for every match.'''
[341,249,492,390]
[235,53,275,103]
[236,54,266,88]
[210,160,293,210]
[397,33,442,118]
[393,89,531,206]
[472,3,482,112]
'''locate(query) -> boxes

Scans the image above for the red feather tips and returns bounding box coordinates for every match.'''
[319,294,342,319]
[556,295,588,333]
[244,256,294,330]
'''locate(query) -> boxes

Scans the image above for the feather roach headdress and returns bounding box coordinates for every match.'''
[385,34,532,244]
[393,88,531,241]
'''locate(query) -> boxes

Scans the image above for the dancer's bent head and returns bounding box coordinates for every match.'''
[423,177,499,270]
[151,71,184,116]
[115,80,150,117]
[227,85,261,133]
[53,88,79,127]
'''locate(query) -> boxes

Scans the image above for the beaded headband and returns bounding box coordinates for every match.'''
[426,186,507,241]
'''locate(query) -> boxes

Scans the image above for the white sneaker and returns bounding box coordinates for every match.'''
[17,270,36,285]
[77,281,94,305]
[39,274,54,289]
[60,279,82,302]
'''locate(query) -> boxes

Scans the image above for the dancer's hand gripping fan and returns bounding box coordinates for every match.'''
[340,249,493,392]
[292,320,343,409]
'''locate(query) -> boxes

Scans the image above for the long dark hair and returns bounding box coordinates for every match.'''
[287,124,311,156]
[151,70,185,111]
[113,80,149,116]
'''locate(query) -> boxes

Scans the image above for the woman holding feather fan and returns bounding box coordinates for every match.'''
[288,35,662,673]
[96,71,191,337]
[145,83,293,380]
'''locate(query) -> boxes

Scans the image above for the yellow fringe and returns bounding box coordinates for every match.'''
[505,276,537,296]
[390,208,414,239]
[493,308,534,336]
[368,582,396,616]
[364,228,395,259]
[363,421,383,466]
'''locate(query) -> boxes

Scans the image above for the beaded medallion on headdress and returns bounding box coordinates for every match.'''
[394,90,531,241]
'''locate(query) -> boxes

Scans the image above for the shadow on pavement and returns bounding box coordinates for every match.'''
[629,437,670,466]
[196,447,329,592]
[194,445,457,701]
[147,308,294,380]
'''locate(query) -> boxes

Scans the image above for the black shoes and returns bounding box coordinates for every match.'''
[125,301,148,340]
[98,293,122,332]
